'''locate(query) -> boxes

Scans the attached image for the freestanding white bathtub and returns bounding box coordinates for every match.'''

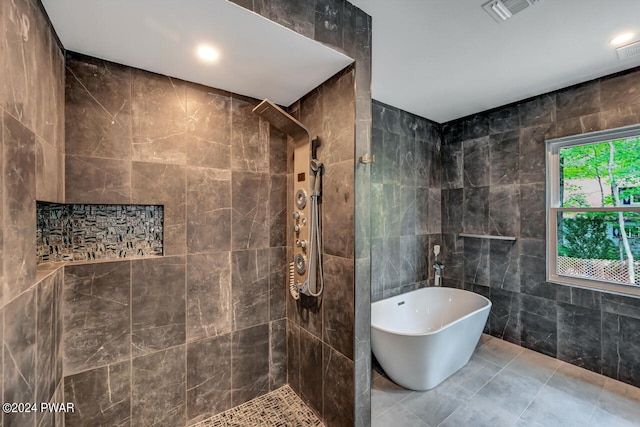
[371,287,491,391]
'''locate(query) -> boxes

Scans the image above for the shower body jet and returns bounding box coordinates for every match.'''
[253,99,324,298]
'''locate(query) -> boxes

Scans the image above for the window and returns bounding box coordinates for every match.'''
[547,125,640,296]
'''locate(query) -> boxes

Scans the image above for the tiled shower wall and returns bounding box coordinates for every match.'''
[229,1,373,426]
[285,66,356,426]
[1,0,66,425]
[370,100,441,302]
[62,52,289,426]
[440,66,640,388]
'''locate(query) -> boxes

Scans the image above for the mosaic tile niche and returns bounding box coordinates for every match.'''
[37,202,163,262]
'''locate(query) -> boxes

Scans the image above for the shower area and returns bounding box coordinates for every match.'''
[1,1,373,427]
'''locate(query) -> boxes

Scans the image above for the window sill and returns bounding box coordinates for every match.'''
[548,273,640,298]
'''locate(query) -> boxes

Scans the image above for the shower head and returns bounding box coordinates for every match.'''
[252,99,309,140]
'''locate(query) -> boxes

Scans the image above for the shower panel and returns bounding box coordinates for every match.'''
[253,99,324,298]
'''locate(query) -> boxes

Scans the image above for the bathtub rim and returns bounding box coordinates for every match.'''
[371,287,491,338]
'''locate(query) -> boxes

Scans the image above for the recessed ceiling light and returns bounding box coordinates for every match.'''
[197,45,219,62]
[610,32,635,46]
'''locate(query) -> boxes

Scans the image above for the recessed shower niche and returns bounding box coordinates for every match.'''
[36,201,163,262]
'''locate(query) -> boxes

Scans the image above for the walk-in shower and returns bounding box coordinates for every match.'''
[253,99,324,298]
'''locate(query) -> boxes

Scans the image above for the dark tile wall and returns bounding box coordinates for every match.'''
[440,66,640,388]
[62,52,289,426]
[370,100,442,302]
[1,0,65,425]
[285,66,358,427]
[229,1,373,426]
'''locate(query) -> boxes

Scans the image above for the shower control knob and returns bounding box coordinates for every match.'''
[294,225,301,233]
[296,239,307,249]
[294,254,307,275]
[292,212,300,220]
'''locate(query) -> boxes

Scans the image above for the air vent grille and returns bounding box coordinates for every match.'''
[617,41,640,60]
[482,0,541,22]
[503,0,529,15]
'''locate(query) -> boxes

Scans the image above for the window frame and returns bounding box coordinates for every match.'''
[546,124,640,297]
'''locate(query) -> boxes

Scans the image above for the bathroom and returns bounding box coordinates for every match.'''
[1,0,640,426]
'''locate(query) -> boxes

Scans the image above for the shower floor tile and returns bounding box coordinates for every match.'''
[372,334,640,427]
[194,385,324,427]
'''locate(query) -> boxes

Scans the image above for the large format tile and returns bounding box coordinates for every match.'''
[3,287,37,427]
[462,186,489,234]
[131,257,186,357]
[299,329,323,415]
[602,312,640,387]
[186,167,231,253]
[476,336,525,368]
[400,378,470,426]
[519,381,596,427]
[187,252,232,341]
[448,355,501,395]
[65,53,132,160]
[505,347,561,384]
[323,255,354,359]
[600,69,640,111]
[269,174,287,248]
[268,247,287,322]
[65,155,130,204]
[470,369,543,418]
[489,240,520,292]
[186,84,231,169]
[35,137,63,203]
[132,346,186,427]
[131,161,186,256]
[489,130,520,185]
[231,324,270,406]
[463,137,490,188]
[557,303,602,373]
[63,262,131,374]
[64,361,131,427]
[489,184,520,237]
[3,112,36,300]
[231,249,270,330]
[463,238,490,287]
[519,123,555,185]
[373,404,429,427]
[556,80,601,122]
[371,375,412,418]
[322,160,355,258]
[231,172,269,250]
[36,272,58,404]
[592,377,640,426]
[132,71,187,164]
[231,96,268,172]
[269,319,287,390]
[440,397,517,427]
[186,334,232,424]
[324,343,355,427]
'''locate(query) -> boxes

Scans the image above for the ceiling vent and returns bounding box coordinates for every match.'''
[482,0,541,22]
[616,41,640,60]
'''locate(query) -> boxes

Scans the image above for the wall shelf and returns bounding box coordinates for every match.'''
[458,233,517,241]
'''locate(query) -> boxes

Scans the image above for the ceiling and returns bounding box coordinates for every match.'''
[349,0,640,123]
[42,0,640,124]
[41,0,353,107]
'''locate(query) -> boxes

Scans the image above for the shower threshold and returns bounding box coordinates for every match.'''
[194,385,324,427]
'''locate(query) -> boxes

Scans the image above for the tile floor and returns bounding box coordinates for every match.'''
[372,334,640,427]
[195,385,324,427]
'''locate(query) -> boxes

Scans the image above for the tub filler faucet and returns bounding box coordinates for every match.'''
[433,245,444,287]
